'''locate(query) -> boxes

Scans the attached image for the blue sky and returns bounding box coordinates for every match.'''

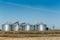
[0,0,60,29]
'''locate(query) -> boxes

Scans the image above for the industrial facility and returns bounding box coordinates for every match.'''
[2,22,49,31]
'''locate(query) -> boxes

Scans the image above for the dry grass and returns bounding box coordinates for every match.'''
[0,30,60,37]
[0,30,60,40]
[0,37,60,40]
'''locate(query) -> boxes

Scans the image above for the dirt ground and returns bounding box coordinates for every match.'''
[0,37,60,40]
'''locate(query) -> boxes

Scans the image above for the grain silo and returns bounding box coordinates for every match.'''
[2,22,12,31]
[12,22,20,31]
[20,23,30,31]
[20,23,26,31]
[29,25,34,31]
[38,23,47,31]
[25,23,30,31]
[34,24,39,31]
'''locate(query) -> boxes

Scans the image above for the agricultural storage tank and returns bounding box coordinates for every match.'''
[25,23,30,31]
[34,24,39,31]
[20,23,26,31]
[20,23,30,31]
[38,23,47,31]
[2,23,12,31]
[12,22,20,31]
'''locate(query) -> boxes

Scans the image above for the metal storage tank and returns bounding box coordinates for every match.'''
[34,24,39,31]
[2,23,12,31]
[29,25,34,31]
[12,22,20,31]
[25,24,30,31]
[38,23,47,31]
[20,23,26,31]
[20,23,30,31]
